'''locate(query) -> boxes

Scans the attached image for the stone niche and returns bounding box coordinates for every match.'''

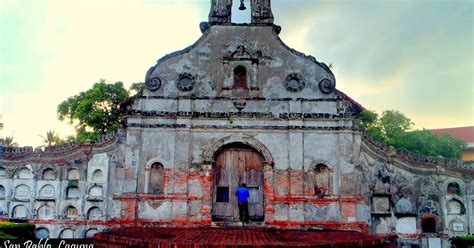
[14,184,31,199]
[395,197,413,213]
[451,221,465,232]
[37,205,54,220]
[38,184,55,199]
[395,217,417,234]
[447,199,463,215]
[12,204,28,218]
[372,195,390,214]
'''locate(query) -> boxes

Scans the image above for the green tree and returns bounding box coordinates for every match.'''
[129,82,145,94]
[0,136,18,147]
[39,130,62,146]
[358,110,466,159]
[57,80,129,143]
[379,110,413,145]
[358,109,384,141]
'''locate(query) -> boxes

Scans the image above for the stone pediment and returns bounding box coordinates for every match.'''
[143,24,337,102]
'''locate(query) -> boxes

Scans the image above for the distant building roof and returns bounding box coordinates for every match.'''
[428,126,474,143]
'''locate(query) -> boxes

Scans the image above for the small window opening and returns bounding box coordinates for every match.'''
[233,66,247,89]
[216,187,229,202]
[422,217,437,233]
[231,0,251,23]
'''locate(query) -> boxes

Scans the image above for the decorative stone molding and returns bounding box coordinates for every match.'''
[202,134,274,165]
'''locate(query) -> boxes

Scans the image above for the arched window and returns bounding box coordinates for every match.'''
[65,206,78,219]
[233,66,247,89]
[59,228,74,239]
[0,185,5,198]
[447,182,461,195]
[12,205,28,218]
[0,167,6,178]
[35,228,49,239]
[87,207,103,220]
[17,167,32,179]
[67,168,80,180]
[149,163,164,195]
[37,205,54,220]
[89,185,103,198]
[92,169,104,182]
[66,186,80,199]
[422,217,437,233]
[39,184,55,198]
[308,164,332,196]
[42,169,56,180]
[14,184,30,198]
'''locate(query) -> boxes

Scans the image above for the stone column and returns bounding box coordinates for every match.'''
[263,162,275,225]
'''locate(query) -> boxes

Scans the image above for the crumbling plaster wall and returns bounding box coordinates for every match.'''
[0,136,118,239]
[144,25,335,100]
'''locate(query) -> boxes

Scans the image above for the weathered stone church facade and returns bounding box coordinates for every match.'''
[1,0,473,245]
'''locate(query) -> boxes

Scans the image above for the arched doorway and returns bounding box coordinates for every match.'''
[212,143,264,222]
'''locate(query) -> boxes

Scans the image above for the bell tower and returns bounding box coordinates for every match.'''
[208,0,274,25]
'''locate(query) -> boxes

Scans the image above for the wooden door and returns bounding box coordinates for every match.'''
[212,145,264,221]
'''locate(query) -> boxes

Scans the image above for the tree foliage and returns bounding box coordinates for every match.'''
[57,80,130,143]
[359,110,466,159]
[0,136,18,147]
[39,130,62,146]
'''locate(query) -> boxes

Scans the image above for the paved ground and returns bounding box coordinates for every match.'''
[94,227,396,247]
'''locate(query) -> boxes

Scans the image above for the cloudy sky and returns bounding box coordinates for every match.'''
[1,0,472,147]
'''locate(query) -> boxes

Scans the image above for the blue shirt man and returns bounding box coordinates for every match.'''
[236,183,250,222]
[236,184,250,203]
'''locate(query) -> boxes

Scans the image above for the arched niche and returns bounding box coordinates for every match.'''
[85,228,98,238]
[12,204,28,219]
[35,228,49,239]
[16,167,32,179]
[14,184,30,199]
[66,186,80,199]
[447,199,464,215]
[0,167,6,178]
[65,206,78,219]
[88,185,103,198]
[148,163,164,194]
[232,65,248,89]
[305,163,333,196]
[59,228,74,239]
[37,205,54,220]
[67,168,80,180]
[421,216,438,233]
[92,169,104,182]
[203,135,274,166]
[39,184,55,198]
[42,168,57,180]
[87,207,103,220]
[447,182,461,195]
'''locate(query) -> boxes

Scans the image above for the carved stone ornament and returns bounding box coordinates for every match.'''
[146,77,161,91]
[286,73,305,92]
[176,73,195,91]
[233,99,246,111]
[319,78,335,94]
[199,22,210,33]
[231,45,251,59]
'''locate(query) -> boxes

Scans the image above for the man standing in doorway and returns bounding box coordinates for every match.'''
[236,183,250,222]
